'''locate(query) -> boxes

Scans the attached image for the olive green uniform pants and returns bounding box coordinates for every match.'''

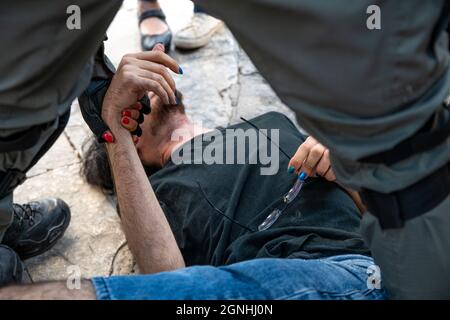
[0,1,122,239]
[195,0,450,299]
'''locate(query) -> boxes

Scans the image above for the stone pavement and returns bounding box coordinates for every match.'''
[14,0,297,282]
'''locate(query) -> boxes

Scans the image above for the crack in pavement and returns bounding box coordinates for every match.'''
[26,160,81,179]
[64,130,84,161]
[108,241,129,276]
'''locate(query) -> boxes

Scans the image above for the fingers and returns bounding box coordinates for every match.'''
[138,76,171,105]
[302,143,326,177]
[287,136,335,181]
[153,43,165,52]
[133,46,176,92]
[121,115,138,133]
[137,97,151,115]
[111,45,182,137]
[136,59,177,92]
[287,136,317,174]
[120,62,170,105]
[315,149,336,181]
[133,49,182,75]
[131,102,143,111]
[102,131,115,143]
[315,149,330,177]
[121,109,140,120]
[136,68,176,105]
[120,106,146,133]
[117,50,181,106]
[323,156,337,181]
[323,167,336,181]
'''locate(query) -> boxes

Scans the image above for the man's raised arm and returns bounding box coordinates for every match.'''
[101,45,184,274]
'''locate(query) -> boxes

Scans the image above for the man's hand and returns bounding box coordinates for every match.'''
[288,136,336,181]
[102,44,181,130]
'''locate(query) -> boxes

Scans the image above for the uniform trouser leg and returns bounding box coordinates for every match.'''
[192,0,450,299]
[0,110,71,242]
[361,194,450,299]
[335,104,450,299]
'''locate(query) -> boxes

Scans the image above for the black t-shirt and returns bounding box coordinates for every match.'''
[149,112,370,267]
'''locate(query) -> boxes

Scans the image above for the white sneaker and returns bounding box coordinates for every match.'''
[174,13,224,50]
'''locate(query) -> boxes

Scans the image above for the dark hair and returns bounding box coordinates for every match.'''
[81,138,114,194]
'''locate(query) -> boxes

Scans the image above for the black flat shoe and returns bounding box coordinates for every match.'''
[139,9,172,53]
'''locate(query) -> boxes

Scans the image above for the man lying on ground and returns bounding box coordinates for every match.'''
[0,48,385,300]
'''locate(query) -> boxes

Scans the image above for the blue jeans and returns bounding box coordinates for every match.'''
[92,255,386,300]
